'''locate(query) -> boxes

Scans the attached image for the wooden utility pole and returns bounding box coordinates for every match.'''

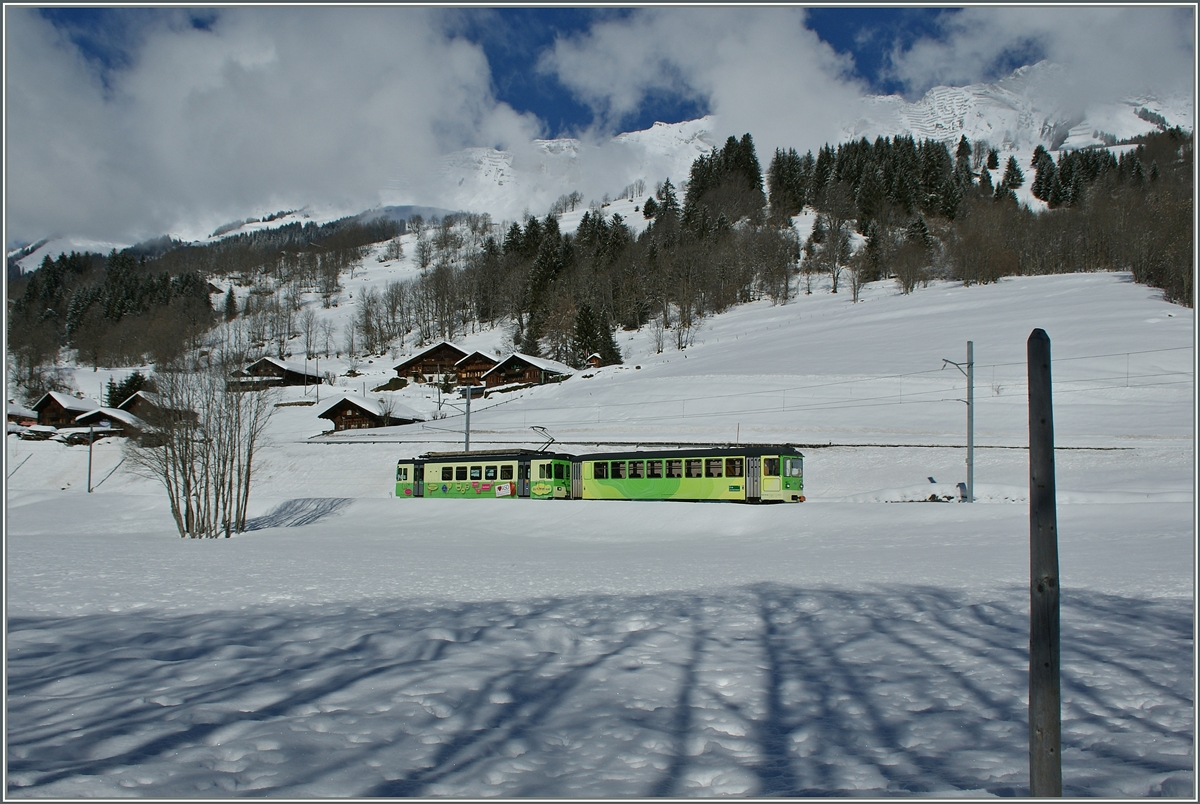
[1028,328,1062,796]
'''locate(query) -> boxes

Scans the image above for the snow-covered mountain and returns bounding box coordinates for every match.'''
[9,62,1191,273]
[842,61,1192,153]
[435,117,718,223]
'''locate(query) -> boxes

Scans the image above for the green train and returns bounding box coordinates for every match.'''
[396,445,804,503]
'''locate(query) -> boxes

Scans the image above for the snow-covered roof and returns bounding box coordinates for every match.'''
[8,402,36,419]
[317,394,423,422]
[393,341,469,370]
[117,390,162,410]
[245,356,323,378]
[454,350,499,367]
[75,407,149,430]
[482,352,575,379]
[32,391,101,414]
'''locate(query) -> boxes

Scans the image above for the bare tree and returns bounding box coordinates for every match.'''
[299,308,319,358]
[125,323,275,538]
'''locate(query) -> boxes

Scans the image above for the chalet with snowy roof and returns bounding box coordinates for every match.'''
[234,356,325,389]
[481,353,574,390]
[74,407,150,439]
[392,341,469,383]
[317,395,424,432]
[585,353,603,369]
[7,401,37,425]
[454,350,500,386]
[32,392,101,428]
[116,390,197,426]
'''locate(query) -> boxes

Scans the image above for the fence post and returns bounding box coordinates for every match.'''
[1028,328,1062,796]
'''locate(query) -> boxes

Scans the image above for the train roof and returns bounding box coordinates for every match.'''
[574,444,804,462]
[413,448,575,462]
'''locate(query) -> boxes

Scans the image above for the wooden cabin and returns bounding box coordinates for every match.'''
[234,356,325,389]
[32,392,100,428]
[317,395,423,431]
[7,402,36,425]
[392,341,469,384]
[74,407,149,439]
[481,353,574,389]
[454,351,500,386]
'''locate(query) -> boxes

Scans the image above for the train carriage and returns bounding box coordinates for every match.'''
[396,449,573,500]
[398,445,803,503]
[574,446,803,503]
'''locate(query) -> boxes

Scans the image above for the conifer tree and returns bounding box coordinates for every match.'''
[1002,156,1025,189]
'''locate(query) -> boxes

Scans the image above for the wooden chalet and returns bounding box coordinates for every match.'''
[317,395,423,431]
[481,353,574,389]
[116,390,198,426]
[7,401,37,425]
[392,341,469,383]
[585,353,603,369]
[74,407,150,439]
[234,356,325,389]
[32,392,101,428]
[454,350,500,385]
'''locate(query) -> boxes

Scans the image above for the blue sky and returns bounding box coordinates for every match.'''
[6,6,1194,245]
[35,7,965,137]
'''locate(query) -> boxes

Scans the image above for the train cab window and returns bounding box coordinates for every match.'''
[554,463,565,480]
[686,459,703,478]
[485,466,498,481]
[442,467,454,481]
[612,461,627,479]
[470,466,482,481]
[764,458,780,476]
[539,463,551,479]
[647,460,663,478]
[705,458,723,477]
[785,458,802,477]
[456,466,469,480]
[594,462,608,479]
[726,458,744,477]
[396,466,408,481]
[628,461,645,479]
[666,460,683,478]
[500,465,513,480]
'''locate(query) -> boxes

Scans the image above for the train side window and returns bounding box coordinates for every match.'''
[647,460,663,478]
[456,466,468,480]
[764,458,780,476]
[470,466,482,481]
[594,462,608,479]
[612,461,627,479]
[485,466,497,480]
[686,459,703,478]
[539,463,551,479]
[629,461,645,479]
[500,465,513,480]
[705,458,723,477]
[785,458,802,477]
[554,463,565,480]
[442,466,453,481]
[726,458,744,477]
[396,466,408,481]
[666,460,682,478]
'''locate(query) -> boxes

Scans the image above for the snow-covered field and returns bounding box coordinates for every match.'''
[5,272,1194,797]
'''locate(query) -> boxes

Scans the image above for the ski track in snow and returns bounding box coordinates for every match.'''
[5,272,1194,797]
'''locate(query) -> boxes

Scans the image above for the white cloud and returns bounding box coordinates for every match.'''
[886,6,1195,107]
[5,7,540,245]
[540,8,867,166]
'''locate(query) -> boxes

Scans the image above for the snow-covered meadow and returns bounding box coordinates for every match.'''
[5,271,1194,797]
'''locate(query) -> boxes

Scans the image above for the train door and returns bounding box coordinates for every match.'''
[518,460,531,497]
[571,461,582,499]
[746,456,761,500]
[414,464,424,497]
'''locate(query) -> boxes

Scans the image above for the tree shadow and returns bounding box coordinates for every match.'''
[6,586,1192,797]
[242,497,354,530]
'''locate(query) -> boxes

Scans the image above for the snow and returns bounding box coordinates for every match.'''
[5,272,1194,797]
